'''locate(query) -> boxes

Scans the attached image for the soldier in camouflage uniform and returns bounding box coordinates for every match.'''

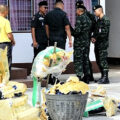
[73,4,92,84]
[75,1,96,82]
[92,5,110,84]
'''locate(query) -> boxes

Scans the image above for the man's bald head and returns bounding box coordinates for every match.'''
[0,5,8,17]
[0,5,8,13]
[55,0,64,10]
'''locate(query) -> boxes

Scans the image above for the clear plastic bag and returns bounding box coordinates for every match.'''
[31,47,72,79]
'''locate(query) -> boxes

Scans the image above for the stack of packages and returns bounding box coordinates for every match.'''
[0,48,40,120]
[84,85,120,117]
[48,76,89,95]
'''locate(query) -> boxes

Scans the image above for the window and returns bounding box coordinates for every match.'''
[0,0,7,5]
[34,0,54,14]
[9,0,32,32]
[64,0,76,27]
[0,0,99,32]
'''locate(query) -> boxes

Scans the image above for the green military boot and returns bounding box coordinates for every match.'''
[98,71,110,84]
[94,71,103,83]
[82,75,90,84]
[77,76,82,81]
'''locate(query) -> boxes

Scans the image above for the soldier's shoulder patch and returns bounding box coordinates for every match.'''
[39,17,44,20]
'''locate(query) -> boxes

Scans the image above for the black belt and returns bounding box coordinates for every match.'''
[0,42,11,44]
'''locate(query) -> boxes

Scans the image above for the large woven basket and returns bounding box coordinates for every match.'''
[46,93,88,120]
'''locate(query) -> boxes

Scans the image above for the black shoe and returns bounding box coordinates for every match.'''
[94,71,104,83]
[98,71,110,84]
[77,76,82,81]
[94,77,102,83]
[82,75,90,84]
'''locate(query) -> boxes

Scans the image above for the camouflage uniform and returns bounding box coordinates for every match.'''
[93,15,110,72]
[86,11,96,80]
[86,11,96,33]
[73,13,92,77]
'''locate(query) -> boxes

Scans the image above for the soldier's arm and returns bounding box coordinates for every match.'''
[63,13,72,47]
[87,12,96,33]
[73,17,82,37]
[100,19,110,36]
[91,25,97,43]
[31,28,38,47]
[31,15,38,48]
[45,25,49,39]
[44,14,50,39]
[65,25,72,47]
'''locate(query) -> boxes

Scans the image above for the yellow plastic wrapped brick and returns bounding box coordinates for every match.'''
[0,95,41,120]
[17,107,40,120]
[0,99,14,120]
[103,97,118,117]
[0,47,9,85]
[40,108,48,120]
[0,95,28,120]
[0,81,27,98]
[91,86,106,97]
[49,76,89,95]
[0,74,2,83]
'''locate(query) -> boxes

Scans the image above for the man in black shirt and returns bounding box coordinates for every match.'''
[31,1,48,59]
[45,0,72,49]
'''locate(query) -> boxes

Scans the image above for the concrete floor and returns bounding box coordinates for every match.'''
[26,68,120,120]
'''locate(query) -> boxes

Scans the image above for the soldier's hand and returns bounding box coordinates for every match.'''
[69,40,73,48]
[33,41,38,48]
[91,37,96,43]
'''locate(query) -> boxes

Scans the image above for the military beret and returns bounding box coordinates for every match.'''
[76,4,86,10]
[38,1,48,7]
[93,5,102,11]
[76,1,84,7]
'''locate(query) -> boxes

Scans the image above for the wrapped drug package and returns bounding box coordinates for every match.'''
[0,95,41,120]
[0,48,41,120]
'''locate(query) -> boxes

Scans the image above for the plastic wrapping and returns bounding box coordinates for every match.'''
[0,95,41,120]
[0,47,9,86]
[0,81,27,99]
[103,97,118,117]
[31,47,72,79]
[91,86,106,97]
[32,47,73,107]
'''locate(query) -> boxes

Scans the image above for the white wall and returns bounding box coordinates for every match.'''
[100,0,106,13]
[106,0,120,58]
[12,33,96,63]
[12,33,33,63]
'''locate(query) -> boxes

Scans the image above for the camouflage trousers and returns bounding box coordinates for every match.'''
[95,46,109,72]
[74,47,91,77]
